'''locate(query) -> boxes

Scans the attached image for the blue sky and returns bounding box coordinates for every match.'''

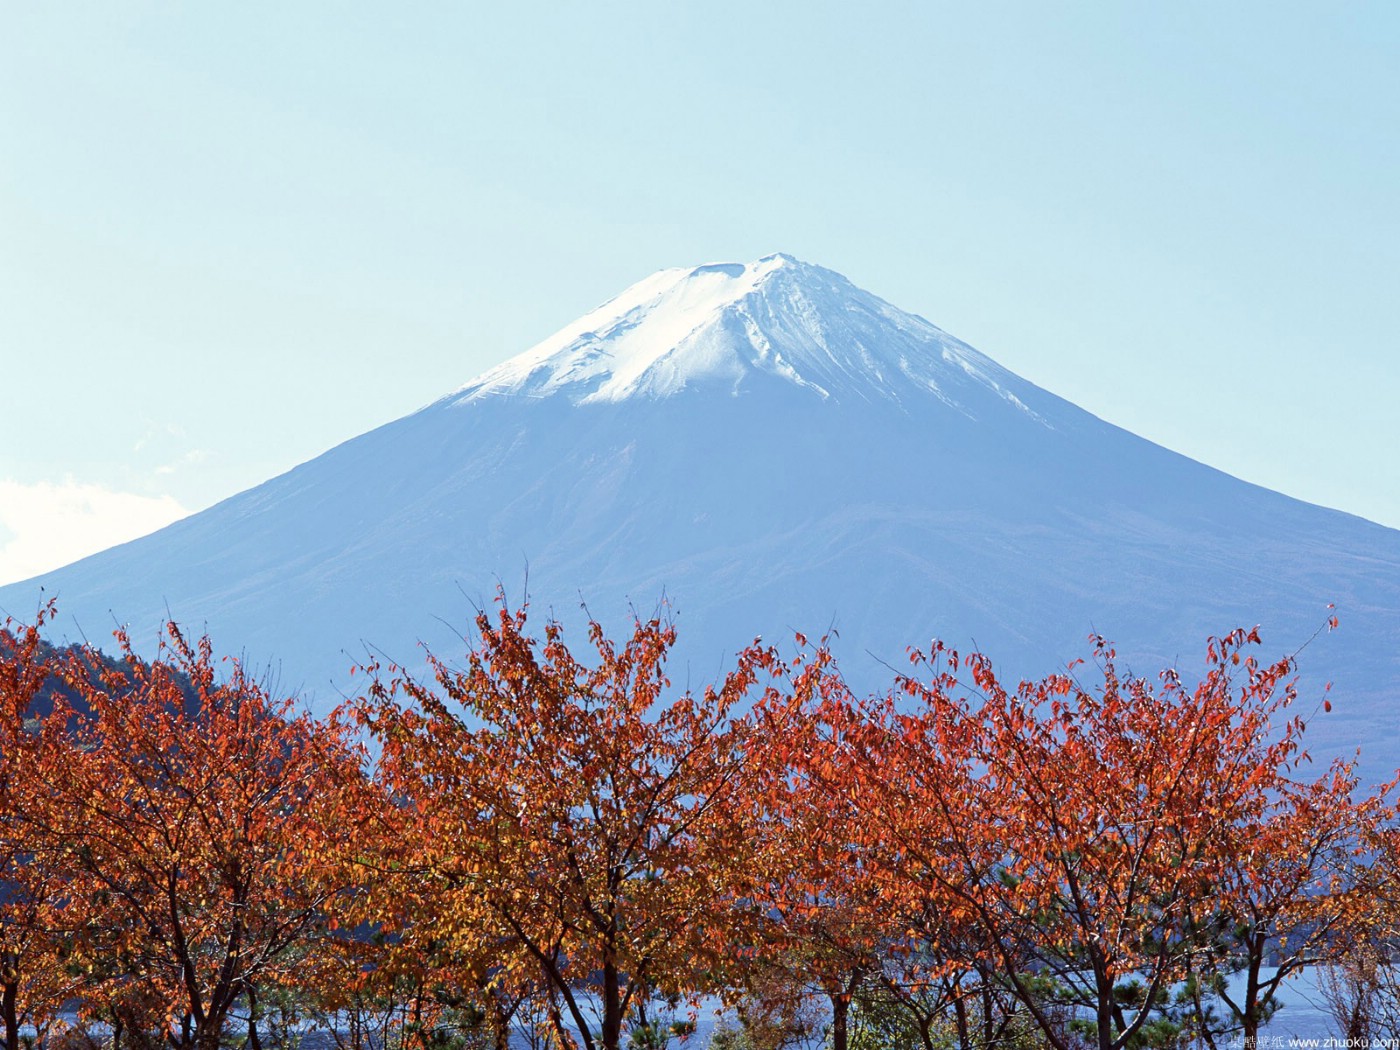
[2,2,1397,584]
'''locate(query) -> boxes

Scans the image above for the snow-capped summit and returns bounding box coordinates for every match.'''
[5,256,1400,772]
[452,254,1041,419]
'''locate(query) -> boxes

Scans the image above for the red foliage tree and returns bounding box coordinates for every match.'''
[737,643,939,1050]
[352,599,784,1050]
[0,604,73,1050]
[38,623,364,1050]
[848,628,1355,1050]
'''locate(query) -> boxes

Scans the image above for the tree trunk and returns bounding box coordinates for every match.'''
[1096,981,1115,1050]
[1242,934,1265,1050]
[951,993,971,1050]
[246,985,263,1050]
[602,954,622,1050]
[2,973,18,1050]
[829,989,850,1050]
[194,1007,228,1050]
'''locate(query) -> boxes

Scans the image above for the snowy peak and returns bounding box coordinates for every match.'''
[450,254,1046,419]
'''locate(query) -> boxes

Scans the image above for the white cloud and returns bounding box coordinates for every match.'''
[0,479,188,587]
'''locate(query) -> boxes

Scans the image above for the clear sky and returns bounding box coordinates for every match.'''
[2,2,1397,586]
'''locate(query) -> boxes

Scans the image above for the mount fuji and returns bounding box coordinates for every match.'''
[6,255,1399,770]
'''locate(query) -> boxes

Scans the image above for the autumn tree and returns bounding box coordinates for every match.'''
[38,623,364,1050]
[1316,819,1400,1043]
[839,629,1343,1050]
[1194,754,1391,1045]
[351,598,786,1050]
[0,604,76,1050]
[738,640,1019,1050]
[292,926,508,1050]
[805,647,1025,1050]
[321,747,540,1050]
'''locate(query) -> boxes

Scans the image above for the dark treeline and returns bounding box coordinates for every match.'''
[2,599,1398,1050]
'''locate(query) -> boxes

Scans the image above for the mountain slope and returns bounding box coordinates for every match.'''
[6,255,1399,770]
